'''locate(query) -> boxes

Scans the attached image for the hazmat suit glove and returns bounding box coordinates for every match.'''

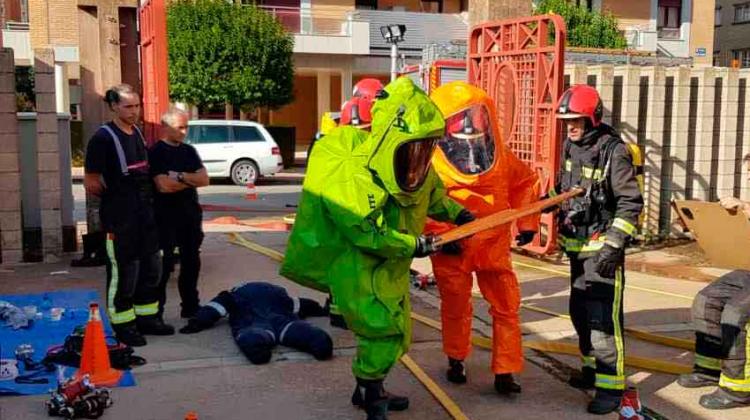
[414,234,441,258]
[515,231,536,247]
[593,243,624,279]
[454,209,476,226]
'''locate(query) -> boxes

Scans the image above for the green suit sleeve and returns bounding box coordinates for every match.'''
[426,171,465,223]
[322,176,416,259]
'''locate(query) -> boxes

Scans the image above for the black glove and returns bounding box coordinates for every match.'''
[594,243,625,278]
[179,319,204,334]
[414,234,441,257]
[441,241,462,255]
[454,209,476,226]
[515,230,536,247]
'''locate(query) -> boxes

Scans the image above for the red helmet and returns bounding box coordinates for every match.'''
[556,84,603,127]
[352,78,384,102]
[340,97,373,128]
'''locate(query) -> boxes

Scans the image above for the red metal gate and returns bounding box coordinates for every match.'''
[139,0,170,146]
[468,15,566,255]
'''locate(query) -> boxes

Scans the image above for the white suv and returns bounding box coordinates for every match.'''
[185,120,283,185]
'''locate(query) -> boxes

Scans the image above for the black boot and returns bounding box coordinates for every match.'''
[699,387,750,410]
[568,366,595,390]
[677,370,720,388]
[356,378,390,420]
[114,322,147,347]
[136,316,175,336]
[587,389,622,415]
[70,232,107,267]
[446,358,467,384]
[494,373,521,394]
[351,384,409,411]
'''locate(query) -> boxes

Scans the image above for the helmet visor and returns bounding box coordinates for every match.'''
[395,137,439,192]
[439,104,496,175]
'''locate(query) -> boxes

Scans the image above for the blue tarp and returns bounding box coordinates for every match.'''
[0,289,135,396]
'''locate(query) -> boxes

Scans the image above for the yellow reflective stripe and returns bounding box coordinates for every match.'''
[105,235,135,325]
[612,218,636,236]
[720,374,750,392]
[581,240,606,253]
[559,236,586,252]
[613,269,625,378]
[108,308,135,324]
[582,166,594,178]
[592,168,603,180]
[134,302,159,316]
[695,354,721,371]
[595,373,626,390]
[583,355,596,369]
[565,160,572,171]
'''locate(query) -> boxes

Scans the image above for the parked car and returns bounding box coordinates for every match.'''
[185,120,283,185]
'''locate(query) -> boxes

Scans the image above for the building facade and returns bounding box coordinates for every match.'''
[714,0,750,67]
[258,0,471,145]
[565,0,716,66]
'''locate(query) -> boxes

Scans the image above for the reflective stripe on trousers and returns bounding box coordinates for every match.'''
[106,234,136,325]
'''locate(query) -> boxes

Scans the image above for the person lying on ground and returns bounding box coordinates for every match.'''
[179,282,332,364]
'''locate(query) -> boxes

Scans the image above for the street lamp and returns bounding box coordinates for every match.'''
[380,24,406,82]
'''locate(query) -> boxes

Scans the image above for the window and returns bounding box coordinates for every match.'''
[233,126,264,142]
[732,49,750,68]
[658,0,681,39]
[735,3,750,23]
[355,0,376,10]
[715,7,722,26]
[186,125,230,144]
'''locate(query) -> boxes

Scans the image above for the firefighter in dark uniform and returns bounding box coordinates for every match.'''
[677,164,750,410]
[150,108,209,319]
[550,85,644,414]
[83,84,175,346]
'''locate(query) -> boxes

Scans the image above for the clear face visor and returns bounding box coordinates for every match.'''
[394,137,440,192]
[439,105,496,175]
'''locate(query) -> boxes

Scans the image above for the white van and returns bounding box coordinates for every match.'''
[185,120,283,185]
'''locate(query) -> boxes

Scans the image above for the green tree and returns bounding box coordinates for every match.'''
[534,0,628,49]
[167,0,294,110]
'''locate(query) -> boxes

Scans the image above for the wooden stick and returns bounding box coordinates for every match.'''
[434,187,585,246]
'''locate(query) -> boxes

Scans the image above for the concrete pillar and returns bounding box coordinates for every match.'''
[643,66,666,236]
[741,69,750,201]
[469,0,531,26]
[34,48,62,261]
[566,64,587,86]
[669,67,691,202]
[0,48,23,264]
[316,71,331,131]
[55,63,70,114]
[716,69,739,200]
[618,65,641,144]
[691,67,715,202]
[341,64,352,105]
[590,65,615,124]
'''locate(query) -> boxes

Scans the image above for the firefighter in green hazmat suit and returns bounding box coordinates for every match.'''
[281,77,471,420]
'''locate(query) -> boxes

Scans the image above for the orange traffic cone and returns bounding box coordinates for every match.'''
[245,182,257,200]
[74,303,122,386]
[184,412,198,420]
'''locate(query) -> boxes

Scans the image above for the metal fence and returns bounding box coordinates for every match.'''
[258,6,352,37]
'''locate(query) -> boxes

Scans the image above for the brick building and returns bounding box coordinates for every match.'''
[713,0,750,67]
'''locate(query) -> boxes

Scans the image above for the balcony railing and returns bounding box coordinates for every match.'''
[257,5,353,37]
[657,27,681,40]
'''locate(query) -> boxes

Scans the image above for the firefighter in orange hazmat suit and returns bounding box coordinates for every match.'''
[426,81,540,394]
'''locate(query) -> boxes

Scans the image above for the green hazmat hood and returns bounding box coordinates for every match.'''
[358,77,445,206]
